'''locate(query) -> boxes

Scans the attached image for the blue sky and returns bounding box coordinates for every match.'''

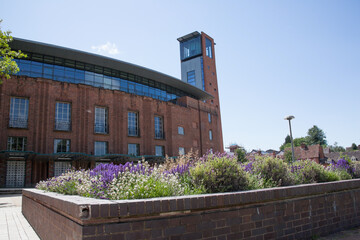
[1,0,360,151]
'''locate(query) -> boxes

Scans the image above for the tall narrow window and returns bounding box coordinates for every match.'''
[94,141,108,155]
[154,116,164,139]
[128,112,139,136]
[208,113,212,123]
[54,139,70,153]
[9,97,29,128]
[95,107,108,134]
[179,147,185,155]
[128,143,139,156]
[187,70,196,86]
[155,146,164,156]
[205,37,213,58]
[209,130,213,141]
[55,102,71,131]
[178,126,184,135]
[7,137,27,151]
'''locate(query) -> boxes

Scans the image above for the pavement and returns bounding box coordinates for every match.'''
[1,192,360,240]
[0,194,39,240]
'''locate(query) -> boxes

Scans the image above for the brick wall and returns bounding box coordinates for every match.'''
[23,179,360,240]
[0,76,223,156]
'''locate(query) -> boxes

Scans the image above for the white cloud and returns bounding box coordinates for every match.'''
[91,42,120,55]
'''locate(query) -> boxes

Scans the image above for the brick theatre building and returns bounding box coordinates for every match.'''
[0,31,223,187]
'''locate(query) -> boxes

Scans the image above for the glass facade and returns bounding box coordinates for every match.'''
[7,137,27,151]
[95,107,108,134]
[128,143,139,156]
[54,139,70,153]
[205,37,213,58]
[128,112,139,136]
[180,36,202,61]
[55,102,71,131]
[9,97,29,128]
[154,116,164,139]
[187,70,196,86]
[94,141,108,155]
[14,54,197,102]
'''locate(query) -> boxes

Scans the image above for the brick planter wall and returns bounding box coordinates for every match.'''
[22,179,360,240]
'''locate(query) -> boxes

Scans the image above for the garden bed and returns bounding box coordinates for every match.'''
[23,179,360,240]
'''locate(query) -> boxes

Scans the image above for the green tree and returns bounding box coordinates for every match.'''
[0,19,26,83]
[307,125,327,146]
[280,137,308,151]
[329,142,345,152]
[351,143,358,151]
[235,147,247,163]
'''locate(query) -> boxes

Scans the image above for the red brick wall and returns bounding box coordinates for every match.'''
[23,179,360,240]
[0,76,222,157]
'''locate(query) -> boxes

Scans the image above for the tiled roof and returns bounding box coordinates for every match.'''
[287,144,324,160]
[325,151,360,162]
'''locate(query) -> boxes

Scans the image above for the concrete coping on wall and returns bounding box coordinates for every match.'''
[22,179,360,226]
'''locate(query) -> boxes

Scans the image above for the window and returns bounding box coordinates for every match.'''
[128,112,139,136]
[180,35,201,60]
[209,130,213,141]
[155,146,164,156]
[206,37,212,58]
[7,137,27,151]
[178,126,184,135]
[55,102,71,131]
[94,141,108,155]
[187,70,196,86]
[179,147,185,155]
[9,97,29,128]
[95,107,108,134]
[154,116,164,139]
[208,113,212,123]
[54,139,70,153]
[128,143,139,156]
[54,162,71,177]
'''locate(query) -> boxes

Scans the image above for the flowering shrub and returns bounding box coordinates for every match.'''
[251,157,293,187]
[290,160,333,184]
[36,152,360,200]
[326,159,352,180]
[190,153,248,193]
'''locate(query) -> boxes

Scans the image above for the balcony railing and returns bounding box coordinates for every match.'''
[9,118,28,128]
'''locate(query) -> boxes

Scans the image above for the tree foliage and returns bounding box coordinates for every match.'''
[351,143,358,151]
[0,19,26,83]
[329,142,345,152]
[235,147,247,163]
[307,125,327,146]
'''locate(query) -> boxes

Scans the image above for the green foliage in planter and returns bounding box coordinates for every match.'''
[190,154,248,193]
[252,156,293,186]
[290,160,331,184]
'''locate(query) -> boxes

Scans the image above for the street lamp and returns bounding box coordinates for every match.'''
[284,115,295,162]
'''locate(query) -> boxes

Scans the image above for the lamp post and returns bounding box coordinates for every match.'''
[284,115,295,162]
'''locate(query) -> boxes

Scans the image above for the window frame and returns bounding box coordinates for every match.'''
[179,147,185,155]
[94,106,109,134]
[9,97,29,129]
[178,126,184,135]
[55,102,71,131]
[155,145,164,157]
[209,130,213,141]
[94,141,108,155]
[7,136,27,151]
[128,111,139,137]
[128,143,140,156]
[154,116,164,139]
[54,139,71,153]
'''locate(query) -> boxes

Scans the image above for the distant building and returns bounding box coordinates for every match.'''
[287,144,325,164]
[325,151,360,163]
